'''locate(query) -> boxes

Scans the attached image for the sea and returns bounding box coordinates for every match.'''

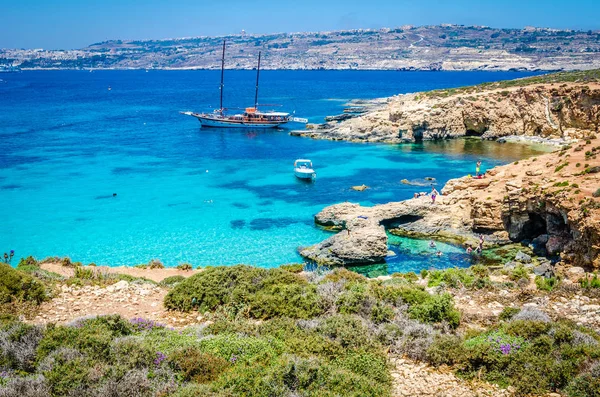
[0,70,548,274]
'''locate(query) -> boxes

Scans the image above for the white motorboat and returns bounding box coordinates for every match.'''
[294,159,316,180]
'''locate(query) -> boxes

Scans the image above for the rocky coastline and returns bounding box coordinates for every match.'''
[300,136,600,270]
[292,70,600,144]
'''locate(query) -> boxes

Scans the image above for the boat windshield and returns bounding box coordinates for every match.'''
[294,160,313,168]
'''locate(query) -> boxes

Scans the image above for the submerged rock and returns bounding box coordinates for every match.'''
[351,184,369,191]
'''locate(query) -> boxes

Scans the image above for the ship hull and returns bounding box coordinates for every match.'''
[195,115,287,129]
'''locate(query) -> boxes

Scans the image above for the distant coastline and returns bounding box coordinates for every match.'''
[3,24,600,72]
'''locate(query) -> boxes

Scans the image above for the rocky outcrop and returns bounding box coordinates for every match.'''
[295,81,600,143]
[300,214,388,265]
[301,138,600,268]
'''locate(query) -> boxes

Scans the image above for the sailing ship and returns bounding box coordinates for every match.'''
[182,40,307,128]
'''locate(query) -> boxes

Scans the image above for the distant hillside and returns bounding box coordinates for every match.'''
[2,25,600,71]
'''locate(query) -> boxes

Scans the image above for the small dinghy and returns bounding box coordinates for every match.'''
[294,159,316,180]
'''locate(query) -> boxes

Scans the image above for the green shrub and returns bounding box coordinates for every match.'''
[159,275,186,287]
[535,276,560,291]
[176,263,193,271]
[248,282,323,319]
[169,383,213,397]
[213,354,390,397]
[408,293,461,328]
[17,256,38,268]
[74,266,94,279]
[594,188,600,198]
[504,320,551,339]
[375,284,430,306]
[370,303,395,324]
[148,259,164,269]
[336,283,369,314]
[323,268,366,283]
[37,315,133,361]
[199,333,284,365]
[317,314,379,351]
[427,268,474,288]
[566,373,600,397]
[427,334,467,366]
[392,271,418,282]
[169,346,229,383]
[164,266,323,319]
[509,265,530,282]
[42,351,92,396]
[279,263,304,273]
[498,307,520,321]
[0,263,48,305]
[110,336,156,369]
[335,350,391,385]
[0,323,43,372]
[580,273,600,289]
[471,264,490,277]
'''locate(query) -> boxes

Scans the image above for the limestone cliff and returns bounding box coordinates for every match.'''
[297,71,600,144]
[301,138,600,268]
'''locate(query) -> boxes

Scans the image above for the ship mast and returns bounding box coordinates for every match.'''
[254,51,261,110]
[219,39,226,113]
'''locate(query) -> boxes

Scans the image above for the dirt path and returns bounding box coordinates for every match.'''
[391,356,512,397]
[40,262,199,283]
[31,280,199,328]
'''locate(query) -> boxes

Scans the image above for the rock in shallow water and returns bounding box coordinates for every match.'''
[300,217,388,266]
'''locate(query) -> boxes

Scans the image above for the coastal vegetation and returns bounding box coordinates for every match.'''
[423,68,600,98]
[2,259,600,396]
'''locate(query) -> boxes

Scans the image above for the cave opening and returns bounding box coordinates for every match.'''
[465,128,486,137]
[521,212,547,240]
[382,214,423,228]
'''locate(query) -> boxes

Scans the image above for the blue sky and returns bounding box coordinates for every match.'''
[1,0,599,49]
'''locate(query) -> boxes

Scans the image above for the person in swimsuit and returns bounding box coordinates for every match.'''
[429,240,436,248]
[430,186,440,204]
[476,160,482,177]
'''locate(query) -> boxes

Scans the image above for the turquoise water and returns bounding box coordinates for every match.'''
[0,70,546,271]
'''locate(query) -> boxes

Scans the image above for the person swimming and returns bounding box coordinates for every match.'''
[429,240,436,248]
[476,160,482,177]
[436,251,443,257]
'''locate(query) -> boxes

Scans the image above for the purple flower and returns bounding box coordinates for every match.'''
[499,344,511,355]
[131,317,167,332]
[154,352,166,366]
[230,354,238,364]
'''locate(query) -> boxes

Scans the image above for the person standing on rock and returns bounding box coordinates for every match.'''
[430,186,439,204]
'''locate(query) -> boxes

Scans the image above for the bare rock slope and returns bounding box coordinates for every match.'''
[298,71,600,144]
